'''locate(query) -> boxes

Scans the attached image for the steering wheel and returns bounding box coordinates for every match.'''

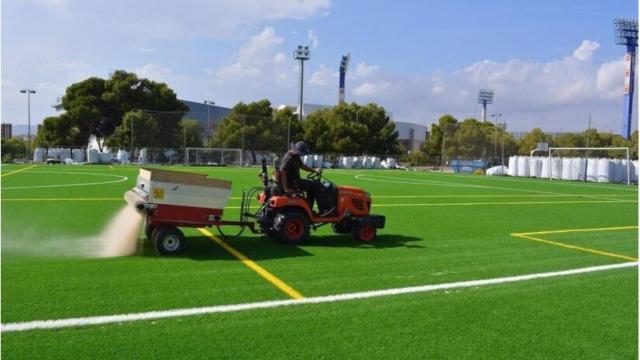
[307,171,322,182]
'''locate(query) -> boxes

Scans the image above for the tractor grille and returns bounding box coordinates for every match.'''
[352,198,367,211]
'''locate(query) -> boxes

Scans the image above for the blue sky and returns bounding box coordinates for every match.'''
[2,0,637,133]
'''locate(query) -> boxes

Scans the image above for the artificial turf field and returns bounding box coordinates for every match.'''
[1,163,638,359]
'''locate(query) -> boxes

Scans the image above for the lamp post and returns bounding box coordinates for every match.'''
[20,89,36,160]
[204,100,215,142]
[291,45,310,150]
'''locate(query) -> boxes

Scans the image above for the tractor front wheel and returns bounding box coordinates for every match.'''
[153,227,186,255]
[275,212,310,245]
[352,219,377,242]
[331,219,353,234]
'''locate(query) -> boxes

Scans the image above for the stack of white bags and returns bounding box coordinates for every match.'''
[504,155,637,184]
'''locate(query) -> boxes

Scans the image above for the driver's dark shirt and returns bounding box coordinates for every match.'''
[279,150,302,186]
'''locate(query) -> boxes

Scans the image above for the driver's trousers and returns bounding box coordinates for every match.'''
[294,179,324,212]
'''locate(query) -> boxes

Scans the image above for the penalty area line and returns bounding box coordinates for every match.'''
[1,262,636,333]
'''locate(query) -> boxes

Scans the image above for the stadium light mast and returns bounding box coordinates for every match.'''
[20,89,36,160]
[339,53,350,104]
[477,89,494,123]
[291,45,310,149]
[614,17,638,139]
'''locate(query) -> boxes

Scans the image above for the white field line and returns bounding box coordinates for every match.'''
[2,171,128,190]
[414,171,638,192]
[355,174,632,202]
[2,262,636,333]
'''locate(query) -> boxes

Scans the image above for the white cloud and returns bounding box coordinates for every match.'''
[135,63,173,83]
[353,81,390,97]
[353,62,379,78]
[310,65,337,86]
[572,40,600,61]
[307,30,319,48]
[216,27,287,81]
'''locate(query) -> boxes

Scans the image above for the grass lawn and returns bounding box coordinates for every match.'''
[1,163,638,359]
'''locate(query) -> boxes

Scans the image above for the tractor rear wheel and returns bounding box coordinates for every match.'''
[274,212,310,245]
[153,227,186,255]
[352,219,377,242]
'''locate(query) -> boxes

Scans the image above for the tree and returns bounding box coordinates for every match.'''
[181,119,205,147]
[209,100,299,163]
[302,103,400,155]
[34,113,88,147]
[518,128,553,155]
[1,138,27,162]
[421,114,458,157]
[57,70,187,150]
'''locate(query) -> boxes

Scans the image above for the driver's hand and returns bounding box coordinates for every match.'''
[315,168,322,174]
[285,188,295,196]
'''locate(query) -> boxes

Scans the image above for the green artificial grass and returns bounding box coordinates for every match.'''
[1,164,638,358]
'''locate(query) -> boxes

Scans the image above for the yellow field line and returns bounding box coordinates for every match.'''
[512,233,637,262]
[1,164,38,177]
[513,226,638,237]
[197,228,304,300]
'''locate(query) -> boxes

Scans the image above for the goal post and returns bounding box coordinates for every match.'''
[547,147,631,185]
[185,148,243,166]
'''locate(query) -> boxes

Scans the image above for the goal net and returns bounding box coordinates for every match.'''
[185,148,242,166]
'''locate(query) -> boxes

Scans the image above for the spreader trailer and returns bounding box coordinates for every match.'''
[125,164,385,255]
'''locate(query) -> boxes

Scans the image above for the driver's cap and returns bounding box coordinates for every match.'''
[293,141,311,155]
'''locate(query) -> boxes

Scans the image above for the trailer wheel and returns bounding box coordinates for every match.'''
[153,227,186,255]
[145,224,156,240]
[274,212,309,245]
[331,219,353,234]
[352,219,376,242]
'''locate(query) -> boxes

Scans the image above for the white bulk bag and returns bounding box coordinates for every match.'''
[507,156,518,176]
[632,161,638,183]
[372,157,381,169]
[486,165,507,176]
[529,157,542,178]
[517,156,529,177]
[540,157,550,179]
[586,158,598,182]
[33,148,45,162]
[551,157,562,179]
[561,158,572,180]
[386,157,396,168]
[87,149,99,164]
[570,158,586,181]
[352,156,362,169]
[612,159,625,183]
[313,155,323,168]
[596,158,610,183]
[72,149,85,163]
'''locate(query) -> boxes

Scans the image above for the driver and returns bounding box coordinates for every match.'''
[279,141,323,213]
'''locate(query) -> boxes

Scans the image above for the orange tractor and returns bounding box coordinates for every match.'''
[252,159,385,244]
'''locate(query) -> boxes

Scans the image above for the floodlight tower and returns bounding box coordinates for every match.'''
[614,18,638,139]
[291,45,310,149]
[339,53,350,104]
[477,89,494,122]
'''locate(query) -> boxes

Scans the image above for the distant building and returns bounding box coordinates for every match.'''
[53,98,232,138]
[393,121,428,152]
[1,123,12,140]
[180,100,232,138]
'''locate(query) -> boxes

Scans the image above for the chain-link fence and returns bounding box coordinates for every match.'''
[440,122,518,173]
